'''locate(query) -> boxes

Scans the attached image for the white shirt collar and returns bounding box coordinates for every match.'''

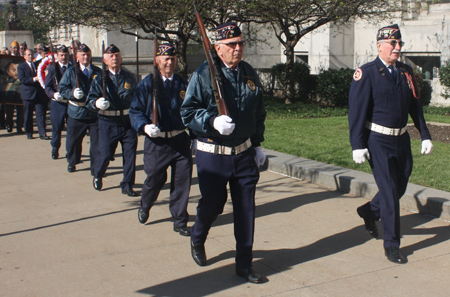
[162,74,174,81]
[379,57,396,70]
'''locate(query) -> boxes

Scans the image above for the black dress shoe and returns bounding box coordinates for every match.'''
[357,204,379,238]
[385,247,407,264]
[17,128,24,134]
[93,177,102,190]
[6,126,12,133]
[40,135,50,140]
[138,208,149,224]
[122,189,140,197]
[236,266,265,284]
[174,226,191,236]
[51,149,59,160]
[27,135,33,139]
[191,238,207,266]
[67,165,76,172]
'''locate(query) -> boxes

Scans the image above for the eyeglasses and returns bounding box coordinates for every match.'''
[218,41,245,48]
[381,40,405,47]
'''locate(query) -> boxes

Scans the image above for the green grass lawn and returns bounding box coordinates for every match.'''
[263,114,450,192]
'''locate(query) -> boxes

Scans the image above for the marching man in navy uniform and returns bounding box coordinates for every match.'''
[181,22,266,283]
[59,44,101,174]
[45,45,72,159]
[87,44,139,197]
[348,24,433,264]
[129,43,193,236]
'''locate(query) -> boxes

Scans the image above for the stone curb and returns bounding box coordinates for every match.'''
[262,148,450,221]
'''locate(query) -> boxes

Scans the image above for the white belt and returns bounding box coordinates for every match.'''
[99,109,130,116]
[69,100,85,107]
[197,139,252,155]
[366,122,407,136]
[52,99,68,103]
[156,130,186,138]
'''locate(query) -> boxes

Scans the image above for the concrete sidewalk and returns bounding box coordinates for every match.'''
[1,128,450,297]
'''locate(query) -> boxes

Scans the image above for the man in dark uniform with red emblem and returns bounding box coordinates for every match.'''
[181,22,266,283]
[348,24,433,264]
[87,44,139,197]
[130,43,193,236]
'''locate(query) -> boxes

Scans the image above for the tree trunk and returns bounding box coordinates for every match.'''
[177,39,188,80]
[284,45,295,104]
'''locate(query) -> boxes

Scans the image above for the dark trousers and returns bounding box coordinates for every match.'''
[95,121,137,191]
[141,133,192,227]
[50,100,68,150]
[5,104,24,130]
[367,132,412,248]
[22,97,47,137]
[191,147,259,269]
[66,117,99,175]
[0,104,5,128]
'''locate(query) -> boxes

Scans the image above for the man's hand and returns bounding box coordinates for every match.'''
[53,92,64,101]
[191,139,197,155]
[353,148,370,164]
[421,139,433,155]
[95,97,110,110]
[254,146,266,167]
[144,124,160,138]
[73,88,84,99]
[213,115,235,135]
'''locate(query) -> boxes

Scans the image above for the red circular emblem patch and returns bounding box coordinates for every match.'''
[353,68,362,81]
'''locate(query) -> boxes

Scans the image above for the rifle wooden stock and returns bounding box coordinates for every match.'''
[152,28,159,126]
[49,38,61,92]
[102,41,108,99]
[71,37,80,89]
[194,4,230,116]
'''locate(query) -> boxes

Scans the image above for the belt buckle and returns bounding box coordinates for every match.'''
[231,147,236,155]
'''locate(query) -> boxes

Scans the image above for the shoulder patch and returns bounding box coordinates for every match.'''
[247,80,256,91]
[124,82,131,90]
[92,74,97,80]
[180,90,186,100]
[353,68,362,81]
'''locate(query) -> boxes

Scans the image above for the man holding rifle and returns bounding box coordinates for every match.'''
[87,44,138,197]
[45,45,71,160]
[59,44,101,173]
[130,42,193,235]
[181,22,266,283]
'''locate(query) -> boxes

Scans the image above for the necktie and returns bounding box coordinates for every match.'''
[388,65,397,82]
[164,79,173,98]
[62,66,67,73]
[83,67,89,77]
[30,63,36,74]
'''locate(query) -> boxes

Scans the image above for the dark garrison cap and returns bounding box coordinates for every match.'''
[105,44,120,54]
[21,42,27,48]
[377,24,402,41]
[156,43,176,56]
[57,45,69,53]
[78,44,91,53]
[215,22,241,41]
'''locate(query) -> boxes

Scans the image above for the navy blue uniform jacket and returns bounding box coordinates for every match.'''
[348,57,431,150]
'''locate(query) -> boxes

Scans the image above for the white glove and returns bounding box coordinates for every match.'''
[254,146,266,167]
[353,148,370,164]
[95,97,110,110]
[213,115,235,135]
[54,92,63,101]
[421,139,433,155]
[191,139,197,155]
[73,88,84,99]
[144,124,160,138]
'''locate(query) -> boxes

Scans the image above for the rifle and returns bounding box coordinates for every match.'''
[102,41,108,99]
[71,37,80,89]
[152,28,160,126]
[49,38,61,91]
[193,3,230,116]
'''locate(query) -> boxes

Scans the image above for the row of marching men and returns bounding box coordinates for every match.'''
[46,21,269,284]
